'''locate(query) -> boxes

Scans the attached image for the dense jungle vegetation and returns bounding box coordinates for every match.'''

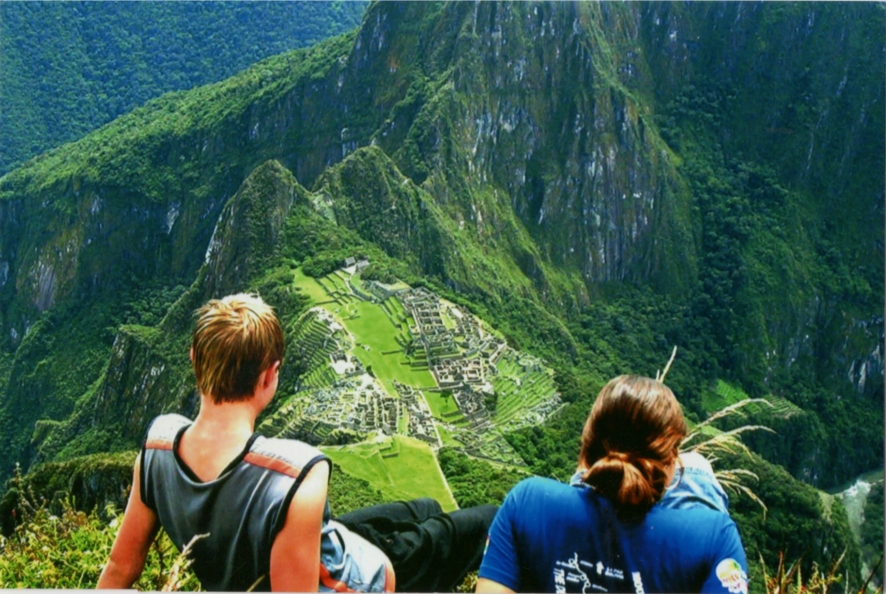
[0,1,882,591]
[0,0,367,175]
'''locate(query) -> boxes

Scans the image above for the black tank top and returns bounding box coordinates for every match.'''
[141,414,394,592]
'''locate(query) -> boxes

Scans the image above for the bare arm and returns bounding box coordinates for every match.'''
[269,460,330,592]
[97,453,159,588]
[476,577,517,593]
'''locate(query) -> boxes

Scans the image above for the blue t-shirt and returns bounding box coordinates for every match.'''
[479,477,748,594]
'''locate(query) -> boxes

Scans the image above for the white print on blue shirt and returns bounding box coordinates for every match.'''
[632,571,645,594]
[553,552,625,593]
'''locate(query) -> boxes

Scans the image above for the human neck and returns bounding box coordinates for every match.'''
[190,395,260,443]
[175,396,259,482]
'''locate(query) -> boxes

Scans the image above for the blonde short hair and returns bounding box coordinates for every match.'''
[191,294,284,404]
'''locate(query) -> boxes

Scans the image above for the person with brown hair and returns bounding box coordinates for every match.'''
[476,375,748,594]
[97,293,496,592]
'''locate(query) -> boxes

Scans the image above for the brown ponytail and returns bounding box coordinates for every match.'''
[578,375,687,520]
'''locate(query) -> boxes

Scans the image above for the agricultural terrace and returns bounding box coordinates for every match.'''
[280,265,561,471]
[423,389,462,419]
[491,351,560,427]
[702,380,805,419]
[323,436,458,511]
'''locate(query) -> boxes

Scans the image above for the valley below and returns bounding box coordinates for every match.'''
[0,1,882,591]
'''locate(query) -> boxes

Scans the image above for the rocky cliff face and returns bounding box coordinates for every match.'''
[2,2,879,320]
[441,2,692,288]
[0,1,881,486]
[347,2,695,293]
[202,160,305,298]
[30,160,313,464]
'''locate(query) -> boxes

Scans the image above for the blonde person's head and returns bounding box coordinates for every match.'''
[191,294,284,404]
[578,375,687,520]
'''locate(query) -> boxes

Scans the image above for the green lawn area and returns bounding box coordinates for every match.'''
[397,413,408,434]
[294,267,333,304]
[295,272,435,395]
[436,423,458,447]
[440,309,457,330]
[338,301,435,390]
[423,390,462,419]
[322,436,457,511]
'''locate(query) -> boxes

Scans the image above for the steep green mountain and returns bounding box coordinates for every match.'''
[0,1,882,589]
[3,155,867,591]
[0,0,368,175]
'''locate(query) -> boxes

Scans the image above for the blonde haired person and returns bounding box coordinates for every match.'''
[476,375,748,594]
[98,294,496,592]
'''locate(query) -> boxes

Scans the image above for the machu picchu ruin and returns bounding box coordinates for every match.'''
[260,262,562,465]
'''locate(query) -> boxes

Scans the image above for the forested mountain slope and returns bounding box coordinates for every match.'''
[0,1,882,590]
[0,0,367,175]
